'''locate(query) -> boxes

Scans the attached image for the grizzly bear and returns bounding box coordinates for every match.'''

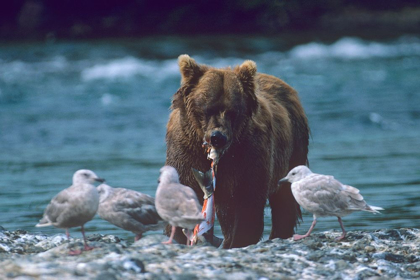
[165,55,310,249]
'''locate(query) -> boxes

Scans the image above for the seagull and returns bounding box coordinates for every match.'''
[279,165,383,241]
[97,183,167,241]
[36,169,104,254]
[155,166,204,245]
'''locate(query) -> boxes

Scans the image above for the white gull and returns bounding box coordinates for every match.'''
[97,183,167,241]
[155,166,204,245]
[36,169,104,254]
[279,165,383,241]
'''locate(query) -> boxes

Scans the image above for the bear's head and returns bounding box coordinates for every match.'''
[172,54,258,158]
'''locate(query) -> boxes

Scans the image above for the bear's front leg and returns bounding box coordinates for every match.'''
[215,179,267,249]
[268,180,302,239]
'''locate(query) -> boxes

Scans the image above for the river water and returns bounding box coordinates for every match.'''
[1,35,419,242]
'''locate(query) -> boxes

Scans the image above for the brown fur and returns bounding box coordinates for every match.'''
[165,55,310,248]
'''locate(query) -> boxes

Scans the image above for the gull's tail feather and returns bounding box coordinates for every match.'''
[35,217,52,227]
[145,220,168,231]
[183,214,205,225]
[365,205,384,214]
[35,222,52,227]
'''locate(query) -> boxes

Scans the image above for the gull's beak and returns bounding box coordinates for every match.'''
[95,177,105,183]
[278,177,289,186]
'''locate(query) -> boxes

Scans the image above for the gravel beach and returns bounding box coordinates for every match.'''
[1,227,419,279]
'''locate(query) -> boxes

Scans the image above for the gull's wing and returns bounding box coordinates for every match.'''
[37,184,96,228]
[111,188,161,225]
[294,175,357,216]
[156,182,203,227]
[39,187,73,226]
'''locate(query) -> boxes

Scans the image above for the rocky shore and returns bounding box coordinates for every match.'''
[1,227,419,279]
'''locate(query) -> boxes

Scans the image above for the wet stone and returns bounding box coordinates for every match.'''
[409,255,420,263]
[302,239,323,249]
[356,268,381,280]
[384,253,407,263]
[398,229,417,240]
[95,272,118,280]
[306,251,324,261]
[377,229,405,241]
[364,245,375,253]
[406,263,420,273]
[334,260,349,270]
[346,232,366,240]
[373,252,408,263]
[0,228,419,279]
[121,258,146,273]
[341,252,358,262]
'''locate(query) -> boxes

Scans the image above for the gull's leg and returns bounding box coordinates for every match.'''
[162,226,176,244]
[66,228,84,256]
[294,215,317,241]
[69,225,95,255]
[336,217,346,241]
[182,229,195,246]
[81,225,95,251]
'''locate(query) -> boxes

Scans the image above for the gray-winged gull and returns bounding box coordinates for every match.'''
[155,165,204,245]
[36,169,104,254]
[279,165,383,241]
[97,183,167,241]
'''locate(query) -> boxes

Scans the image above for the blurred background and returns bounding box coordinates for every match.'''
[1,0,419,242]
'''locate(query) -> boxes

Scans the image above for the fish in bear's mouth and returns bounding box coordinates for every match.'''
[202,129,231,164]
[202,139,222,166]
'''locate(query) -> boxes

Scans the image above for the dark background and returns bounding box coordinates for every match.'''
[1,0,419,40]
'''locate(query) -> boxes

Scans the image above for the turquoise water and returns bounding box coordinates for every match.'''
[1,36,419,242]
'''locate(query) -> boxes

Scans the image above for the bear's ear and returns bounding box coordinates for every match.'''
[178,54,204,85]
[236,60,258,113]
[237,60,257,83]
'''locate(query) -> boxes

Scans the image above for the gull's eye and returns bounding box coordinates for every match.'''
[292,172,296,176]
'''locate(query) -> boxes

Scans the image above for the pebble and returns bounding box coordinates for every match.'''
[0,227,419,279]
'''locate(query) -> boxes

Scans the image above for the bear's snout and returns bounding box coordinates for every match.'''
[210,131,227,149]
